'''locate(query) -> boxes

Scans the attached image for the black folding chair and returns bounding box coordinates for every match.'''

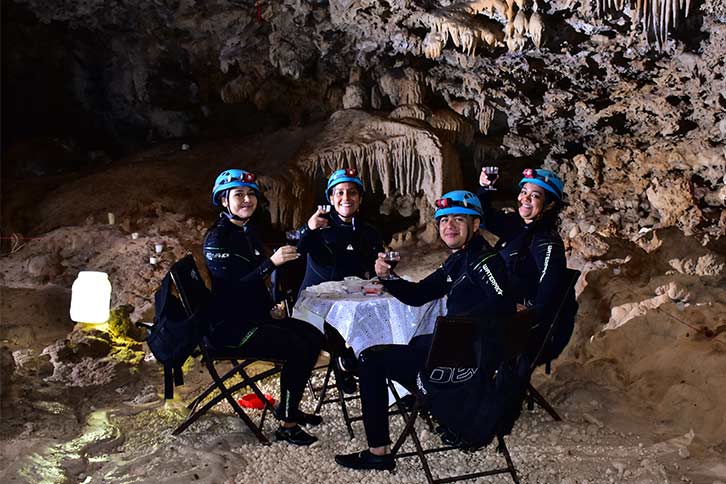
[309,328,418,440]
[387,312,537,484]
[166,255,283,444]
[524,268,581,421]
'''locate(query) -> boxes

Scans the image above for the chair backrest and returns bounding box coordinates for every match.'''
[529,267,580,369]
[169,255,212,316]
[425,316,479,370]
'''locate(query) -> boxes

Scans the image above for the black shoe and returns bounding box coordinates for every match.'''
[273,407,323,427]
[274,425,318,446]
[335,449,395,471]
[296,411,323,427]
[333,357,358,395]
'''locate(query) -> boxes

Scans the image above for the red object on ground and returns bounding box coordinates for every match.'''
[237,393,276,409]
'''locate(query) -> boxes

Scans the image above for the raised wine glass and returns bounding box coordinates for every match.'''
[483,166,499,191]
[382,251,400,280]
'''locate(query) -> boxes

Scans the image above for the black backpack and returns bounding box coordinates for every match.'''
[417,315,531,450]
[146,256,211,399]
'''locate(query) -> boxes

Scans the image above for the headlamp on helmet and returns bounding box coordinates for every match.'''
[212,169,261,206]
[519,168,564,200]
[325,167,365,202]
[434,190,482,220]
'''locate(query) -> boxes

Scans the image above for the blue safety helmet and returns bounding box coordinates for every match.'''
[519,168,564,200]
[434,190,483,220]
[326,168,365,202]
[212,169,260,206]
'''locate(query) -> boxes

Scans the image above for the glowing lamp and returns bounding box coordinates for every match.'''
[70,271,112,323]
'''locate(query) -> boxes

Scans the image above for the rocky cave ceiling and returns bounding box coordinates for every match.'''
[3,0,724,246]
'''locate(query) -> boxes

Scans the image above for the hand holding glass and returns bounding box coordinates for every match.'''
[482,166,499,191]
[381,251,400,280]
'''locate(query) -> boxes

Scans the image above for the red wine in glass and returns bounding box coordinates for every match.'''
[286,230,301,246]
[384,251,400,273]
[483,166,499,190]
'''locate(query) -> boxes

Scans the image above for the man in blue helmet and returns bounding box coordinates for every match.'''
[334,190,517,471]
[478,167,576,364]
[296,167,384,392]
[204,169,324,446]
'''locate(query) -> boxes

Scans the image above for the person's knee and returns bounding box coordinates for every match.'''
[358,347,389,378]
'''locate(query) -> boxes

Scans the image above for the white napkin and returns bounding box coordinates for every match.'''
[305,281,348,295]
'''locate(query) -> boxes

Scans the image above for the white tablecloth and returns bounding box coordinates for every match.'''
[292,281,446,356]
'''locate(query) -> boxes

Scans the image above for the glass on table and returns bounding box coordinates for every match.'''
[482,166,499,191]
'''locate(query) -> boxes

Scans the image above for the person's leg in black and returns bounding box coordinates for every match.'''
[230,317,323,445]
[323,323,358,394]
[335,335,431,470]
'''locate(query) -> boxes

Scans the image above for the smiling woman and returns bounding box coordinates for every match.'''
[203,168,325,446]
[477,167,575,362]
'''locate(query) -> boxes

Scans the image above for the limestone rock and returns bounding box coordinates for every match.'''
[646,177,702,235]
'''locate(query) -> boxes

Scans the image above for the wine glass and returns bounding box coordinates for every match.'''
[285,229,301,246]
[482,166,499,191]
[382,251,400,280]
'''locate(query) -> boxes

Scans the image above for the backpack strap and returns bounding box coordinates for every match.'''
[162,364,186,400]
[163,365,174,400]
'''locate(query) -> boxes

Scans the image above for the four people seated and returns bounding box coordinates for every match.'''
[194,164,575,459]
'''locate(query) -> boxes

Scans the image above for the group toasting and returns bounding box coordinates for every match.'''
[201,164,576,470]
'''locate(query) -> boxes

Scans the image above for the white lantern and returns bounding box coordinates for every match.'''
[69,271,112,323]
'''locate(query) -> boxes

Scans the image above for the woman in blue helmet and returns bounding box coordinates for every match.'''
[297,167,384,290]
[478,167,575,363]
[296,168,384,391]
[203,169,324,446]
[334,190,516,471]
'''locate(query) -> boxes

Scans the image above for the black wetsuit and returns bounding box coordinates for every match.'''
[203,215,323,422]
[478,188,574,359]
[357,234,516,448]
[297,212,383,292]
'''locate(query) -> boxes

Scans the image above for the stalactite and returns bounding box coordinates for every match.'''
[528,11,544,48]
[601,0,694,49]
[298,111,463,221]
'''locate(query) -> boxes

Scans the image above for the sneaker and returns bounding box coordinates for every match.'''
[335,449,395,471]
[274,425,318,446]
[296,411,323,427]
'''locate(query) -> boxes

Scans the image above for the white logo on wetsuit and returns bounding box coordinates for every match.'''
[346,244,354,251]
[428,367,478,383]
[205,252,230,260]
[254,249,260,256]
[480,264,504,295]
